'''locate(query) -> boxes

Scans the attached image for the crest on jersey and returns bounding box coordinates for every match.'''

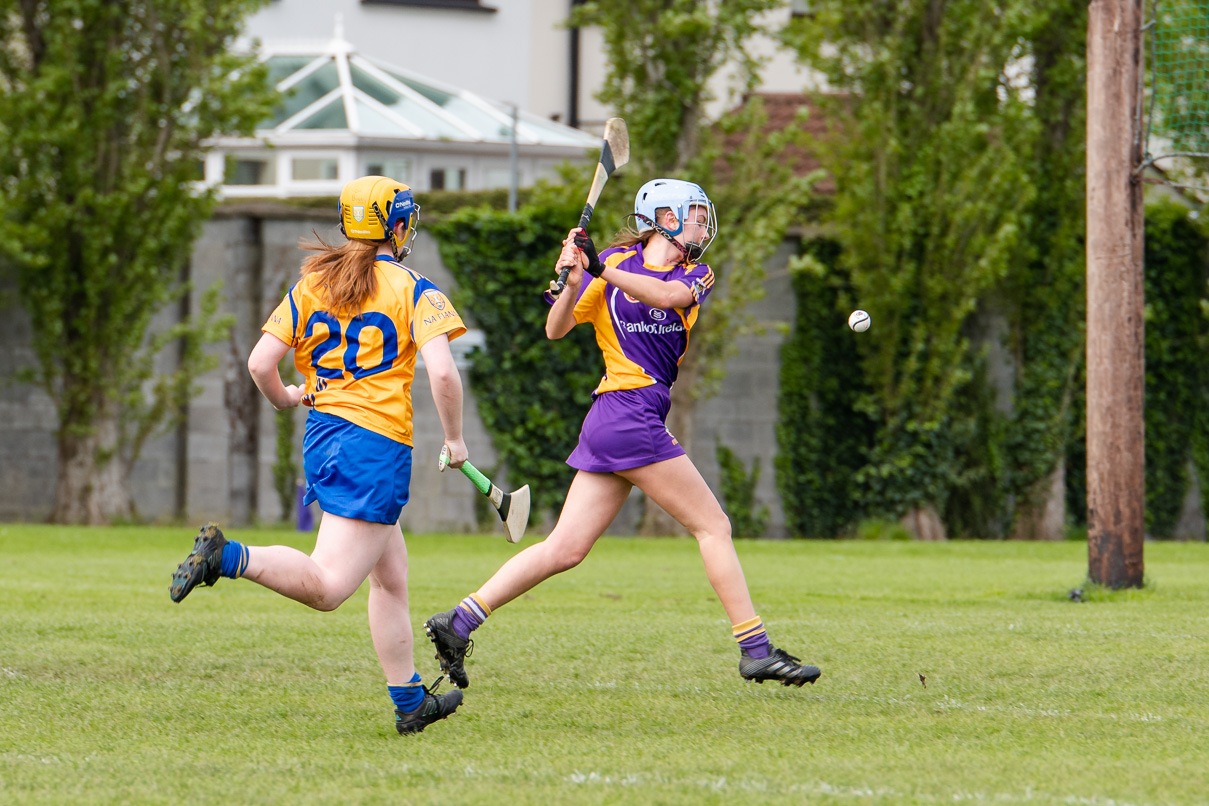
[352,205,366,222]
[624,293,639,303]
[424,290,446,310]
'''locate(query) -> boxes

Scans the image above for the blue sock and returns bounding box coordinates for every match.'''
[389,673,425,713]
[219,541,249,579]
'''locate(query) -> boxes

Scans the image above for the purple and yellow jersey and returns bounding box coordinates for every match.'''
[546,241,715,394]
[262,256,466,446]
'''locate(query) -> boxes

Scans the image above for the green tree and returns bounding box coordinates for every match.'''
[775,239,875,538]
[570,0,817,534]
[783,0,1039,535]
[0,0,276,523]
[571,0,779,177]
[998,4,1087,540]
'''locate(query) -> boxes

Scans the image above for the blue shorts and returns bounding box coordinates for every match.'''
[302,410,412,524]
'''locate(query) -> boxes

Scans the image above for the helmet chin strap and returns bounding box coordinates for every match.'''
[635,213,689,264]
[390,232,408,261]
[372,200,410,260]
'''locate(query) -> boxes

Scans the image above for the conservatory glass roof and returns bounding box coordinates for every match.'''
[259,44,598,148]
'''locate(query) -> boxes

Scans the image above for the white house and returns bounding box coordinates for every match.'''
[207,20,599,198]
[239,0,821,134]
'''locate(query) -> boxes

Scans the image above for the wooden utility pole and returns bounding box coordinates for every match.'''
[1086,0,1145,587]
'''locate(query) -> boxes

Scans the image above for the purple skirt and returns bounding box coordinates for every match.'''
[567,385,686,473]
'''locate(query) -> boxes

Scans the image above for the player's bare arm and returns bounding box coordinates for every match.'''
[420,333,467,468]
[247,332,304,411]
[570,226,696,309]
[600,264,695,309]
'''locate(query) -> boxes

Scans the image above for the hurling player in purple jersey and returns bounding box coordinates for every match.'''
[424,179,821,691]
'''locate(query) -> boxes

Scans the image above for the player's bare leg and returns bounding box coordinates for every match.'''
[368,523,463,733]
[622,455,821,686]
[425,470,631,687]
[240,513,392,611]
[479,471,632,606]
[367,523,414,683]
[619,456,754,622]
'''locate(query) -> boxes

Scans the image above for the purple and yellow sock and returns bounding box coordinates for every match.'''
[219,541,249,579]
[450,593,491,640]
[388,672,425,713]
[733,616,771,659]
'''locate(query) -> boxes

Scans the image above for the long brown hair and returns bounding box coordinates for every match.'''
[607,210,668,250]
[299,231,380,318]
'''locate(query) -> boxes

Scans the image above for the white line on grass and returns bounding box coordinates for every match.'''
[562,772,1177,806]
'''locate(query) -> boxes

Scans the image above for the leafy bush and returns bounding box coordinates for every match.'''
[715,442,769,538]
[1140,200,1209,537]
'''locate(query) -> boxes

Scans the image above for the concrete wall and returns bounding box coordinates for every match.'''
[0,281,59,522]
[694,238,799,537]
[0,207,796,536]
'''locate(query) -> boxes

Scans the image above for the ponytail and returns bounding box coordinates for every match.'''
[298,231,380,318]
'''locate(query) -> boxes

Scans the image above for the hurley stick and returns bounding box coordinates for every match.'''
[550,117,630,298]
[439,445,530,543]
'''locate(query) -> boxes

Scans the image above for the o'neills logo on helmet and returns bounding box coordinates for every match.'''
[352,206,366,222]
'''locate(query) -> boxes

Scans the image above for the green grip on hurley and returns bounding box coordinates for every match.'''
[439,445,492,496]
[461,462,492,496]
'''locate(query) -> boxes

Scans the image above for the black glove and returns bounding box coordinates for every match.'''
[574,230,604,278]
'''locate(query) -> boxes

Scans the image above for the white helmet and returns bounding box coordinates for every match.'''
[634,178,717,260]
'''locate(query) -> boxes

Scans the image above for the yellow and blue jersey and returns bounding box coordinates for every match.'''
[263,256,466,446]
[551,241,714,395]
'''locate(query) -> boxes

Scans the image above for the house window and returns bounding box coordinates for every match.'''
[430,168,467,191]
[291,157,340,181]
[361,0,497,11]
[225,155,277,186]
[366,158,412,184]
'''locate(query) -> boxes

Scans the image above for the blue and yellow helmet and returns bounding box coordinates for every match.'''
[339,175,421,258]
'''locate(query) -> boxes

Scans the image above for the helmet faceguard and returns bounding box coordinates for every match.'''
[339,175,422,260]
[633,178,717,261]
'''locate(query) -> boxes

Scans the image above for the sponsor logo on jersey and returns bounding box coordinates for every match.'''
[650,308,666,321]
[620,321,685,335]
[352,205,365,222]
[423,290,446,310]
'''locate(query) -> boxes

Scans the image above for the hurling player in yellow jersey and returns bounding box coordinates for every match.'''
[170,176,466,735]
[424,179,821,692]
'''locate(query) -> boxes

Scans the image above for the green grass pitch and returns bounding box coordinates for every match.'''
[1,525,1207,804]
